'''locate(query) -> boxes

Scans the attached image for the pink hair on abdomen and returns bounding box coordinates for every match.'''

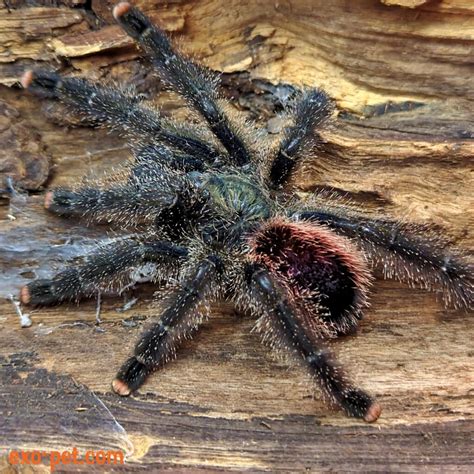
[247,218,372,335]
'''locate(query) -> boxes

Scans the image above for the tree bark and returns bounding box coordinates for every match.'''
[0,1,473,471]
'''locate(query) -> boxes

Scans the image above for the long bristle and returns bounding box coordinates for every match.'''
[366,238,473,310]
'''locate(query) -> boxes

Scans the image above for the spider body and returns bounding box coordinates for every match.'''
[19,2,472,423]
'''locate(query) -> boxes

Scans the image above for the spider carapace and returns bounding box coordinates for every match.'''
[19,2,472,422]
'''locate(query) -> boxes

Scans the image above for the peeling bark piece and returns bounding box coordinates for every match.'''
[381,0,431,7]
[0,101,50,191]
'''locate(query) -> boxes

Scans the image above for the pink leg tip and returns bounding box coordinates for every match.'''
[20,286,31,305]
[20,70,34,89]
[113,2,132,20]
[364,402,382,423]
[112,379,132,396]
[44,191,54,209]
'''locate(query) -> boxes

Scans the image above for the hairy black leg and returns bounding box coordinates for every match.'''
[248,265,381,422]
[43,163,198,227]
[21,70,220,164]
[45,183,178,225]
[113,255,222,395]
[296,210,473,309]
[20,239,188,306]
[269,89,332,188]
[113,2,251,166]
[132,143,205,181]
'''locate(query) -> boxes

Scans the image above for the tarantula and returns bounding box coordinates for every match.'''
[19,2,472,422]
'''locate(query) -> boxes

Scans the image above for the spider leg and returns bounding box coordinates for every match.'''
[296,210,473,310]
[44,177,180,225]
[247,265,380,421]
[20,239,188,306]
[133,144,205,180]
[113,255,222,395]
[269,89,332,188]
[113,2,251,166]
[45,173,208,241]
[20,70,220,164]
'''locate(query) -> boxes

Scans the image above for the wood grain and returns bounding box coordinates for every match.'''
[0,0,473,471]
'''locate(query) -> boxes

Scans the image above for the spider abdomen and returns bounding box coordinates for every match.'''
[249,219,371,335]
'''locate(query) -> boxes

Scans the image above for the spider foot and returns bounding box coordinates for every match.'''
[113,356,151,396]
[20,70,35,89]
[339,388,381,423]
[44,189,94,216]
[44,189,76,214]
[20,279,58,306]
[20,69,62,99]
[113,2,132,20]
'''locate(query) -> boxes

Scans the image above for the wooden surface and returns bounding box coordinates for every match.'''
[1,0,473,471]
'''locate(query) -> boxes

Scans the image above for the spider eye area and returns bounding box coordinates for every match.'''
[248,219,371,333]
[201,173,271,220]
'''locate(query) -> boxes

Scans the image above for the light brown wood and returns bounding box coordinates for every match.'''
[0,0,473,471]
